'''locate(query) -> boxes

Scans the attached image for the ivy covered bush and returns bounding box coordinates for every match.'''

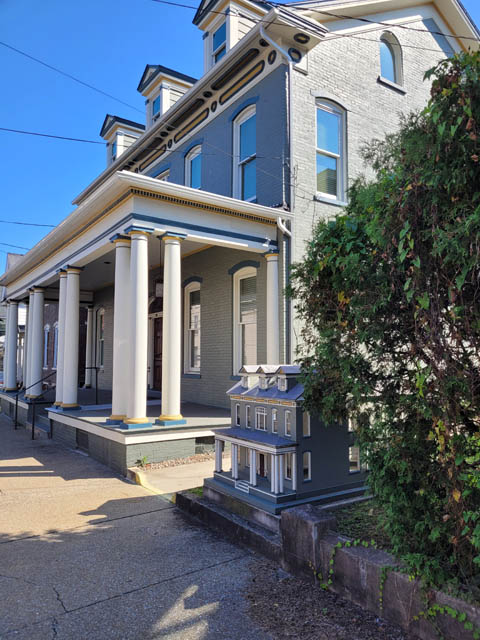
[288,51,480,593]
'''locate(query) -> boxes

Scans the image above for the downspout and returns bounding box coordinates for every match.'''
[259,25,294,363]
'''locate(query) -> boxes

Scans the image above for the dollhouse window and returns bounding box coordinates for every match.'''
[246,405,252,428]
[303,451,311,481]
[235,403,240,426]
[255,407,267,430]
[285,453,292,480]
[272,409,278,433]
[278,377,287,392]
[303,412,311,437]
[349,446,361,473]
[285,410,291,436]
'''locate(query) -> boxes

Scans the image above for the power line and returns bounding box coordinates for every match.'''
[0,127,105,144]
[0,241,30,251]
[0,40,144,115]
[0,219,55,228]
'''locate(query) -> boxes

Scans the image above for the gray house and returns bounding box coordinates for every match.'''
[1,0,478,474]
[207,365,367,513]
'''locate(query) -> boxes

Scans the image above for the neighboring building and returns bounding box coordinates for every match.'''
[207,365,367,513]
[0,0,478,470]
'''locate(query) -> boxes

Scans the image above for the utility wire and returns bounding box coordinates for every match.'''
[0,219,55,228]
[0,241,30,251]
[0,41,144,115]
[0,127,105,144]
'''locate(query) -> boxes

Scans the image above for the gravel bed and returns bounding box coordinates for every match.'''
[246,558,417,640]
[141,452,216,470]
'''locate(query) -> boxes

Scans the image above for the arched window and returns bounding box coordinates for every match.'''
[185,145,202,189]
[53,322,59,369]
[183,281,201,373]
[379,33,403,86]
[233,105,256,201]
[316,100,346,202]
[43,324,50,368]
[96,308,105,369]
[233,265,257,373]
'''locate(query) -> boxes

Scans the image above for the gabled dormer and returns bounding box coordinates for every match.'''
[99,115,145,167]
[193,0,270,73]
[137,65,197,129]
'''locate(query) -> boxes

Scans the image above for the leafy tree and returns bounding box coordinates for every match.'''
[288,51,480,590]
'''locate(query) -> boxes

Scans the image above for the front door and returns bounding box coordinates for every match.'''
[153,317,163,391]
[259,453,265,477]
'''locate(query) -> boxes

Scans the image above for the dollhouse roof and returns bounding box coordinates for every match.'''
[214,427,295,448]
[227,380,304,402]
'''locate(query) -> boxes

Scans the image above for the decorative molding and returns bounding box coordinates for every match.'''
[182,276,203,287]
[228,260,260,275]
[228,96,259,122]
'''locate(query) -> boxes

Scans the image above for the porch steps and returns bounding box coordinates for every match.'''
[234,479,250,493]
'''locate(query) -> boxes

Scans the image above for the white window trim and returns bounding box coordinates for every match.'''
[233,105,256,202]
[212,21,227,65]
[43,324,50,369]
[53,322,59,370]
[246,405,252,428]
[379,32,404,87]
[183,281,201,374]
[285,452,292,480]
[303,451,312,481]
[315,101,346,204]
[303,412,311,437]
[272,408,278,433]
[96,308,105,370]
[232,265,258,374]
[156,169,170,182]
[285,410,292,437]
[235,403,241,427]
[255,406,267,431]
[185,145,202,189]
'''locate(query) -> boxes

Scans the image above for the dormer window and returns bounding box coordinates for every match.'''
[278,378,287,392]
[212,22,226,64]
[259,377,267,390]
[111,141,117,161]
[152,95,161,118]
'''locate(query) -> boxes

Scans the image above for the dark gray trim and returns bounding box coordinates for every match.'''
[100,114,145,138]
[182,373,202,379]
[182,276,203,287]
[137,64,197,94]
[228,96,259,122]
[228,260,260,275]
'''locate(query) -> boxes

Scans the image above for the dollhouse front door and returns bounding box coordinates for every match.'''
[258,453,266,477]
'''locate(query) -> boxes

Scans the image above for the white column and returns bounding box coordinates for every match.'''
[2,303,10,389]
[25,291,35,391]
[159,233,186,424]
[273,455,280,494]
[249,449,256,486]
[109,235,132,421]
[5,301,18,390]
[215,439,222,472]
[279,454,284,494]
[84,306,94,388]
[265,252,280,364]
[147,316,154,389]
[17,334,23,385]
[54,271,67,406]
[271,454,275,493]
[232,444,239,479]
[124,230,150,426]
[62,268,81,408]
[28,288,45,398]
[22,302,29,388]
[292,452,297,491]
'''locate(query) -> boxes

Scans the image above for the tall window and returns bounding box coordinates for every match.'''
[272,409,278,433]
[255,407,267,430]
[233,267,257,373]
[212,22,226,64]
[43,325,50,368]
[185,145,202,189]
[303,451,312,481]
[285,410,292,437]
[316,102,345,201]
[379,33,403,85]
[233,106,256,201]
[97,308,105,369]
[246,405,252,428]
[53,323,59,369]
[303,412,311,437]
[184,282,201,373]
[152,94,161,118]
[235,403,241,426]
[285,452,292,480]
[111,141,117,162]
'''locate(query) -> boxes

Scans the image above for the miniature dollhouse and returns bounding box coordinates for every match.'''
[205,365,368,514]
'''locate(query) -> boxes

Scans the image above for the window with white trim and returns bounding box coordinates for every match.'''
[285,410,292,437]
[184,282,201,373]
[96,308,105,369]
[111,141,117,162]
[285,452,292,480]
[212,22,227,64]
[303,451,312,481]
[233,106,256,201]
[43,324,50,368]
[152,94,161,118]
[349,446,361,473]
[233,266,257,373]
[303,412,311,437]
[272,408,278,433]
[156,169,170,182]
[235,403,241,426]
[185,145,202,189]
[255,407,267,431]
[246,405,252,428]
[379,32,403,86]
[53,322,59,369]
[316,101,346,202]
[278,377,287,392]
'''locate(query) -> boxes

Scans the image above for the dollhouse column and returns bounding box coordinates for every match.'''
[292,452,297,491]
[54,271,67,406]
[28,288,45,399]
[124,228,151,427]
[279,454,284,494]
[25,291,35,390]
[215,439,223,472]
[271,454,275,493]
[5,301,18,391]
[249,449,256,486]
[110,235,131,422]
[273,455,279,494]
[265,252,280,364]
[84,306,94,388]
[159,233,186,425]
[232,444,239,479]
[62,269,81,408]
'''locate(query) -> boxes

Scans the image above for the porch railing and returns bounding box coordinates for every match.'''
[13,370,57,440]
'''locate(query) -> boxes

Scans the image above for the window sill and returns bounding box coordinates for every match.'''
[314,194,348,208]
[182,373,201,379]
[377,76,406,94]
[303,478,312,483]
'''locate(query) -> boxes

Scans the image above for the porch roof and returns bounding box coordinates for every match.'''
[215,426,296,449]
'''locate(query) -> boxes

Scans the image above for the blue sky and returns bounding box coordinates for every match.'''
[0,0,479,273]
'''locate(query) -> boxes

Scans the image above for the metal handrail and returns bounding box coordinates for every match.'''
[84,366,100,405]
[13,370,57,439]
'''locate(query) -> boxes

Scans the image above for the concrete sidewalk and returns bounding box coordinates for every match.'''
[139,455,231,496]
[0,414,268,639]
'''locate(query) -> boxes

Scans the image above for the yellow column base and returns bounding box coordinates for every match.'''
[109,414,126,421]
[158,414,184,421]
[124,417,150,424]
[61,402,80,408]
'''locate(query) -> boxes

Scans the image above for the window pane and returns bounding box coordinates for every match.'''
[242,158,256,201]
[190,153,201,189]
[242,323,257,365]
[316,153,337,196]
[303,452,311,480]
[380,41,395,82]
[152,95,160,115]
[303,412,311,437]
[317,108,339,154]
[215,46,226,63]
[190,329,200,369]
[240,115,256,162]
[240,276,256,321]
[213,22,226,51]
